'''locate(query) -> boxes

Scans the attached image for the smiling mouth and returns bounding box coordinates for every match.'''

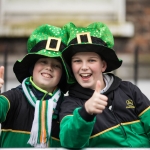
[41,73,53,78]
[80,73,91,79]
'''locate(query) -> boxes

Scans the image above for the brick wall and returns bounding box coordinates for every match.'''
[115,0,150,53]
[113,0,150,79]
[1,1,150,53]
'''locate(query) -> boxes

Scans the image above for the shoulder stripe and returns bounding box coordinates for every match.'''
[51,137,60,141]
[0,95,10,110]
[1,129,30,134]
[138,106,150,117]
[121,120,140,125]
[90,120,140,138]
[0,95,10,121]
[90,124,120,138]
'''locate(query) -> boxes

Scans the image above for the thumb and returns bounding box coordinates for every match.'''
[95,80,101,93]
[0,66,4,79]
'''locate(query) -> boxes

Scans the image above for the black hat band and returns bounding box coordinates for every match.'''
[30,39,66,53]
[69,36,107,47]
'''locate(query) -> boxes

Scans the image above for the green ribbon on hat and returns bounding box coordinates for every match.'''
[63,22,114,48]
[13,24,75,89]
[62,22,122,73]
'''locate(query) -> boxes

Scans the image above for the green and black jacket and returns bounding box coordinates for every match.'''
[59,73,150,148]
[0,84,63,148]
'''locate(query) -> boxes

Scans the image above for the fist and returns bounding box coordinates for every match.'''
[85,80,108,115]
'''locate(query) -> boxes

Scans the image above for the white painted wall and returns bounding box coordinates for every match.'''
[0,0,134,37]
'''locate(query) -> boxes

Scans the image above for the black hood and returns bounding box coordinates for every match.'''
[68,73,122,101]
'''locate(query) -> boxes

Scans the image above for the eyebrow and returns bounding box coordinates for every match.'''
[72,56,99,59]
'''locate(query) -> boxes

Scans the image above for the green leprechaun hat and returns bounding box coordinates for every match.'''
[62,22,122,73]
[13,24,75,93]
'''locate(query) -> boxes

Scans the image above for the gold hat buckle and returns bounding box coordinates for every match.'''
[46,37,61,51]
[76,32,92,44]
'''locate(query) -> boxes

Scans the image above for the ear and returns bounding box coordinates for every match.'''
[101,60,107,72]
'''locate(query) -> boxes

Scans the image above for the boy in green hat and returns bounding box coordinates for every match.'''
[59,22,150,148]
[0,24,73,148]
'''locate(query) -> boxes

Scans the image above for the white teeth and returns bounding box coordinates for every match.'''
[42,73,51,78]
[81,74,90,77]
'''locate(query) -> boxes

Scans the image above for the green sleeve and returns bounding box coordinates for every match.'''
[0,95,10,122]
[127,82,150,140]
[60,108,96,148]
[139,107,150,140]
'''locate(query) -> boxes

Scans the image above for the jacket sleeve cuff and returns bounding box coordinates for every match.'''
[78,106,96,122]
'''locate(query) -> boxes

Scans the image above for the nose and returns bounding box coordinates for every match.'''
[81,62,88,71]
[46,64,53,72]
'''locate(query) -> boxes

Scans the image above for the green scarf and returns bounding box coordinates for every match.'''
[22,77,61,147]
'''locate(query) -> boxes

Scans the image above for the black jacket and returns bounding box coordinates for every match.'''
[59,74,150,148]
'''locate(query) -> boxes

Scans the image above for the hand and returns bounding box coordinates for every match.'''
[0,66,4,90]
[85,80,108,115]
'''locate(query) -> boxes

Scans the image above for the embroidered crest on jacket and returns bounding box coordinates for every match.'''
[126,99,135,108]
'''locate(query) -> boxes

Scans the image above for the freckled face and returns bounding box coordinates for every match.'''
[33,57,62,93]
[71,52,107,90]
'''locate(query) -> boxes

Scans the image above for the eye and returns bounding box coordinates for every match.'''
[56,65,61,68]
[72,59,81,63]
[53,64,62,69]
[89,59,96,62]
[38,60,47,64]
[41,60,47,63]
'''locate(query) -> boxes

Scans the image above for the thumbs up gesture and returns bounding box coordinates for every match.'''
[84,80,108,115]
[0,66,4,90]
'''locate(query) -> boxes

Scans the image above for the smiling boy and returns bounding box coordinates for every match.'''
[32,57,63,92]
[59,22,150,148]
[0,24,73,148]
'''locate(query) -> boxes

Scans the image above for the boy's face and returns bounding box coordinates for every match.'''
[33,57,62,93]
[71,52,107,90]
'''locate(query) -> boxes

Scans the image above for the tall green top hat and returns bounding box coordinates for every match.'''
[13,24,74,93]
[62,22,122,72]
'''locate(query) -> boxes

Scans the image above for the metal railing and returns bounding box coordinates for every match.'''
[1,46,150,92]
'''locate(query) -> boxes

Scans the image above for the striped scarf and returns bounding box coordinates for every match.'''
[22,77,61,147]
